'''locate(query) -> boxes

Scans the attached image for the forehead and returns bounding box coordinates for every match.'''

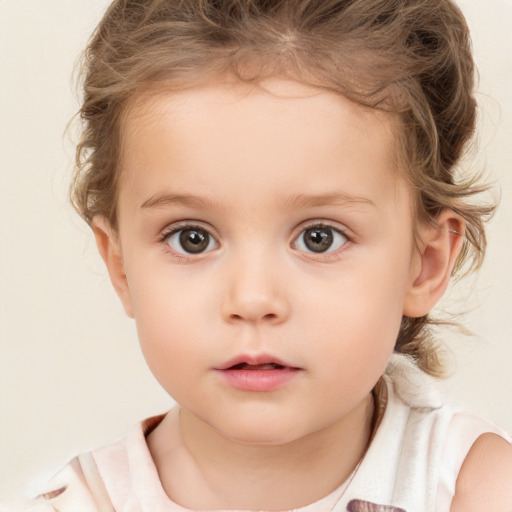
[117,78,406,213]
[122,77,396,148]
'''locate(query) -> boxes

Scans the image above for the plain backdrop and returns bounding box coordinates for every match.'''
[1,0,511,499]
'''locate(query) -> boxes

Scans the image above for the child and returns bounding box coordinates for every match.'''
[15,0,512,510]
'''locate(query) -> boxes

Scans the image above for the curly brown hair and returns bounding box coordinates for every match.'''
[71,0,494,376]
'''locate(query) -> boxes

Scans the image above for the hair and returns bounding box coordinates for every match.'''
[71,0,495,376]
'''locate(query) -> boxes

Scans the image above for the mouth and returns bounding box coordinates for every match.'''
[215,354,300,371]
[214,355,302,391]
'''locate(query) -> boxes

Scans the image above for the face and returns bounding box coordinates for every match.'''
[111,78,421,445]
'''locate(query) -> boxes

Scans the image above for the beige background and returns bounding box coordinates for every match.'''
[1,0,511,499]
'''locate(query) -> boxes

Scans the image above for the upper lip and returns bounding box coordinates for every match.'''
[214,354,299,370]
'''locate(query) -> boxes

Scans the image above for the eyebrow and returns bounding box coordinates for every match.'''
[140,191,376,211]
[141,193,222,210]
[284,191,377,210]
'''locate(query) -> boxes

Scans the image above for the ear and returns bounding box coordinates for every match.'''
[403,209,465,318]
[92,216,134,318]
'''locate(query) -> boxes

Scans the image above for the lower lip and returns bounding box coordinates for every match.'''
[215,367,301,392]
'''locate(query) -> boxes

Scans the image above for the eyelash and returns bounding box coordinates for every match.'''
[158,220,351,260]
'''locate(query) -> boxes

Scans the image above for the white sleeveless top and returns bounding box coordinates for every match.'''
[16,359,512,512]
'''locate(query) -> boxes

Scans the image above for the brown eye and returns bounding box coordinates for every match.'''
[166,227,217,254]
[295,226,347,254]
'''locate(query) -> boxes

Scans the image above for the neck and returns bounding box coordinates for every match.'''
[148,393,375,510]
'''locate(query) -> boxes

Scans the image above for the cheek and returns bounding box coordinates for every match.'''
[322,252,410,323]
[135,307,207,399]
[312,254,410,366]
[125,269,210,374]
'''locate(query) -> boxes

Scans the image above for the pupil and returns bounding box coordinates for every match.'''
[304,228,333,253]
[180,229,209,253]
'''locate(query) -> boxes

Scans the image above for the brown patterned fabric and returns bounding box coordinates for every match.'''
[347,499,406,512]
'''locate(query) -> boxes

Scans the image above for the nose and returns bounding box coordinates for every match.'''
[220,251,290,325]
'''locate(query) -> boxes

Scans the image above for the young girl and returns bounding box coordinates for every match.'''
[13,0,512,510]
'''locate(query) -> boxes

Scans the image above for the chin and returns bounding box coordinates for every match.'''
[207,411,318,447]
[222,425,303,446]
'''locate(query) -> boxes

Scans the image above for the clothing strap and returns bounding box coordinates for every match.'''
[74,453,116,512]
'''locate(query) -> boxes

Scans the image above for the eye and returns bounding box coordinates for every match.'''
[294,225,347,254]
[165,227,218,255]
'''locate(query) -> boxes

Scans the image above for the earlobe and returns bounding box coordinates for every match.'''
[92,216,134,318]
[403,210,465,318]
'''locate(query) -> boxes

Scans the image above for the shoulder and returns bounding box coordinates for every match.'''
[450,433,512,512]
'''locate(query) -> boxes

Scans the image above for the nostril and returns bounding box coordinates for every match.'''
[229,312,279,321]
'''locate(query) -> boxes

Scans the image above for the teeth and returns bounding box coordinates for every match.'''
[231,363,284,370]
[251,363,281,370]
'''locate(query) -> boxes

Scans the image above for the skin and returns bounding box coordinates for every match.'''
[93,77,511,510]
[450,433,512,511]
